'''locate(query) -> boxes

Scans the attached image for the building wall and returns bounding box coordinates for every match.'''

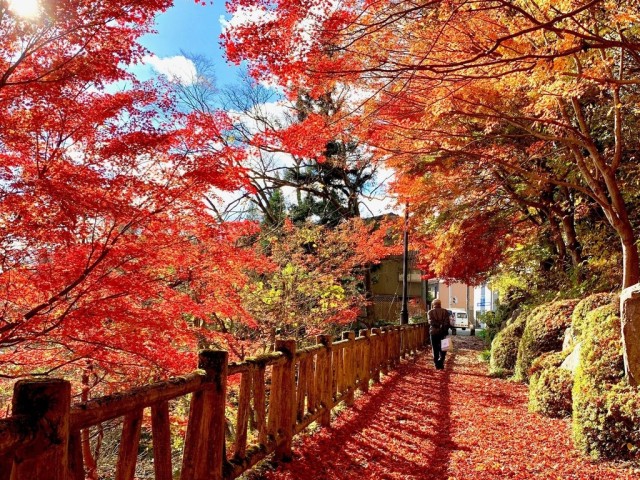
[371,260,422,298]
[473,284,498,318]
[370,257,424,322]
[428,280,476,324]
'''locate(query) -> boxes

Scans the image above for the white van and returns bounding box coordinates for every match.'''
[449,309,469,329]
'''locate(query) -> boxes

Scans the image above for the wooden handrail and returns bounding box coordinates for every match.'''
[1,323,430,480]
[70,372,205,430]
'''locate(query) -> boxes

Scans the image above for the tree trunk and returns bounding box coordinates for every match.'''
[560,213,584,281]
[621,231,640,289]
[548,214,566,267]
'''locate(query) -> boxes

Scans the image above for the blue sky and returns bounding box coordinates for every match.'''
[136,0,242,88]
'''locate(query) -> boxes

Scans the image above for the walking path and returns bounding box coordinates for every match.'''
[258,336,638,479]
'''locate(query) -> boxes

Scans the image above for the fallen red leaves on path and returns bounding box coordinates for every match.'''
[259,336,639,479]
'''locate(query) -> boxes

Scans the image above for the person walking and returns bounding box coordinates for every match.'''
[428,299,451,370]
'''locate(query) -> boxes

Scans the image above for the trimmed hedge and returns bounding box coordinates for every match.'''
[489,309,533,376]
[572,303,640,459]
[571,292,617,340]
[528,350,570,378]
[528,351,572,418]
[514,299,578,382]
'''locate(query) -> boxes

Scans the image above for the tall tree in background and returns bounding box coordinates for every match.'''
[172,62,385,224]
[171,61,393,324]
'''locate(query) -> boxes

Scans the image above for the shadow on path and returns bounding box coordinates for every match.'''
[258,336,638,480]
[259,347,465,480]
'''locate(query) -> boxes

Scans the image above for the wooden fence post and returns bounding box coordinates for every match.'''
[371,328,381,383]
[274,339,296,462]
[317,334,333,427]
[151,401,173,480]
[181,350,228,480]
[233,369,252,459]
[342,331,355,406]
[380,328,389,375]
[252,362,268,447]
[11,379,71,480]
[115,409,143,480]
[359,329,371,393]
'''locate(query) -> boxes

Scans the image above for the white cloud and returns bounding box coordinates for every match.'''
[142,55,197,86]
[228,100,292,136]
[219,7,277,34]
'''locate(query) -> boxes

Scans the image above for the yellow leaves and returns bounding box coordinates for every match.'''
[610,2,640,26]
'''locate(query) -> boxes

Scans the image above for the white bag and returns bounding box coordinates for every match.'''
[441,337,450,351]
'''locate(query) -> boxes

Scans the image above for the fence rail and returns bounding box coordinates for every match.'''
[0,323,429,480]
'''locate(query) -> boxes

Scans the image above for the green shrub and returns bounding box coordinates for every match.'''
[477,310,502,346]
[514,299,578,382]
[571,303,640,459]
[528,351,573,418]
[489,310,529,376]
[574,304,624,385]
[479,349,491,363]
[529,350,570,378]
[571,292,617,340]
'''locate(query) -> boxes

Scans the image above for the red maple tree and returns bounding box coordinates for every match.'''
[0,1,256,395]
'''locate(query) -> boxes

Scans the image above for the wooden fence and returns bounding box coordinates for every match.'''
[0,323,429,480]
[371,295,427,323]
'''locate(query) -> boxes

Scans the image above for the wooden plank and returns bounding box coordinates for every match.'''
[68,430,85,480]
[181,350,228,480]
[306,352,317,414]
[359,329,371,393]
[342,332,355,406]
[334,343,343,396]
[371,328,382,382]
[181,389,205,480]
[296,357,308,422]
[274,339,296,462]
[115,409,143,480]
[313,350,324,414]
[234,370,252,459]
[295,344,324,360]
[266,361,283,443]
[253,364,267,446]
[317,335,333,427]
[71,373,205,430]
[151,401,173,480]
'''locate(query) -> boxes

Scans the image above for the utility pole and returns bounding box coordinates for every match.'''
[400,204,409,325]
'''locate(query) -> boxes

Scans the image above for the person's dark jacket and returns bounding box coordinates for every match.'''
[428,307,451,336]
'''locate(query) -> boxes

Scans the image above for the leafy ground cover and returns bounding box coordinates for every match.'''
[256,336,638,479]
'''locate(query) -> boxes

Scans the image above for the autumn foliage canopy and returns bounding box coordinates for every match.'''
[0,0,260,387]
[224,0,640,291]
